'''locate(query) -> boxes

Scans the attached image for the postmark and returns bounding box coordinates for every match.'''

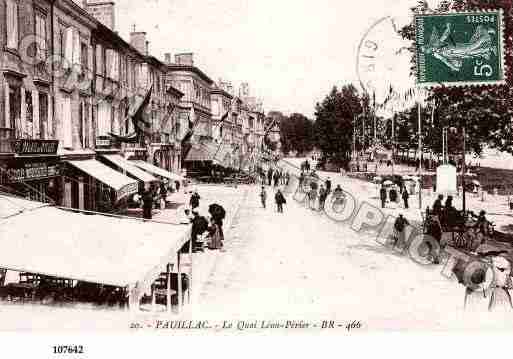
[415,10,505,87]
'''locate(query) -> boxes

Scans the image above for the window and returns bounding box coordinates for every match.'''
[105,49,119,81]
[35,12,47,60]
[39,93,48,139]
[8,85,21,135]
[97,102,112,136]
[6,0,19,49]
[212,99,219,116]
[61,94,72,148]
[25,90,33,138]
[96,44,103,75]
[81,43,88,71]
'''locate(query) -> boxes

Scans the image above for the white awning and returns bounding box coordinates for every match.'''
[131,160,184,181]
[0,195,190,287]
[66,159,138,201]
[102,154,157,184]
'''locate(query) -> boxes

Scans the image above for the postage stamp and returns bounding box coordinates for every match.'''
[415,10,505,87]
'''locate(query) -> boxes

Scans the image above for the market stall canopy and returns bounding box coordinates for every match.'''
[131,161,184,181]
[101,154,157,184]
[66,160,138,201]
[0,195,190,287]
[383,180,394,186]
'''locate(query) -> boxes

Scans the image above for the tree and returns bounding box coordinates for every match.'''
[398,0,513,155]
[313,85,365,168]
[279,113,315,156]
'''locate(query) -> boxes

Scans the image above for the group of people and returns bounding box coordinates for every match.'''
[264,168,290,187]
[260,186,287,213]
[183,192,227,253]
[380,183,410,209]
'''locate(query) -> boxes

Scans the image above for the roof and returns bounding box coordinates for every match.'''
[66,159,138,201]
[166,64,214,85]
[0,195,190,287]
[101,154,157,184]
[131,161,184,181]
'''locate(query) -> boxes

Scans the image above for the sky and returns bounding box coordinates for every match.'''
[109,0,441,118]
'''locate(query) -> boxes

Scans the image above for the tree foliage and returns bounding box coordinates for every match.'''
[313,85,370,167]
[278,113,315,156]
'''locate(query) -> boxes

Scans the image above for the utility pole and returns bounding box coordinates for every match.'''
[353,116,357,160]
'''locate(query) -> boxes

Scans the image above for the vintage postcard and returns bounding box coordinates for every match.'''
[1,0,513,353]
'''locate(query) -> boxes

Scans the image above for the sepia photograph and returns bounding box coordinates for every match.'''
[1,0,513,351]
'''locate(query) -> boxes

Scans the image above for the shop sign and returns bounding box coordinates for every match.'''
[96,137,112,147]
[11,139,59,155]
[6,162,60,182]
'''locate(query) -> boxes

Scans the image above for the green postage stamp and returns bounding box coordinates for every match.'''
[415,10,505,87]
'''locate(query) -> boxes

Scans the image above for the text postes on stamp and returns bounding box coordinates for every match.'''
[415,10,505,88]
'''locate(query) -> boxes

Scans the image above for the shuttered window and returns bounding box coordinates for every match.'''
[35,12,47,60]
[6,0,18,49]
[62,95,73,148]
[96,44,103,75]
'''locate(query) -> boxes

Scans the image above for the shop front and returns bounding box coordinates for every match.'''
[0,139,60,204]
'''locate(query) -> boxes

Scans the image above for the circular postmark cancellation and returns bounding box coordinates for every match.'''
[415,9,506,88]
[356,15,413,104]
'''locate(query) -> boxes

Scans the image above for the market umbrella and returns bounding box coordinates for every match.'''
[383,180,393,186]
[373,176,382,182]
[472,180,481,186]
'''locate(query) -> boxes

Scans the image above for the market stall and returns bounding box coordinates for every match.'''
[0,194,191,313]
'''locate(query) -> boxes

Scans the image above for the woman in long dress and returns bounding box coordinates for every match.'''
[207,218,223,250]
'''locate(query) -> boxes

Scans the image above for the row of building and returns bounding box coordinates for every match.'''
[0,0,281,213]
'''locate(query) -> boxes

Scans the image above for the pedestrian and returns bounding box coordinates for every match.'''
[325,178,332,194]
[142,187,154,220]
[402,187,409,209]
[260,186,267,209]
[207,216,223,250]
[380,185,387,209]
[393,214,409,247]
[432,194,443,218]
[190,191,200,210]
[160,181,168,208]
[318,185,327,211]
[273,172,280,187]
[275,189,286,213]
[268,168,273,186]
[185,211,209,253]
[309,186,318,210]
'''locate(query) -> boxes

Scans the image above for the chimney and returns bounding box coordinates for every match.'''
[84,1,116,31]
[174,53,194,66]
[145,41,150,56]
[130,31,147,55]
[164,53,172,64]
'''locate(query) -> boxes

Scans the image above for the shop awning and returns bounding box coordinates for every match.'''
[101,154,157,184]
[0,195,190,287]
[185,142,219,162]
[66,159,138,201]
[131,161,184,181]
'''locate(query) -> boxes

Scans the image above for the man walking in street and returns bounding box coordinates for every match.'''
[142,187,154,220]
[190,191,201,210]
[268,168,273,186]
[318,185,327,211]
[393,214,409,248]
[260,186,267,209]
[380,185,387,209]
[402,187,409,209]
[275,189,286,213]
[325,178,332,195]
